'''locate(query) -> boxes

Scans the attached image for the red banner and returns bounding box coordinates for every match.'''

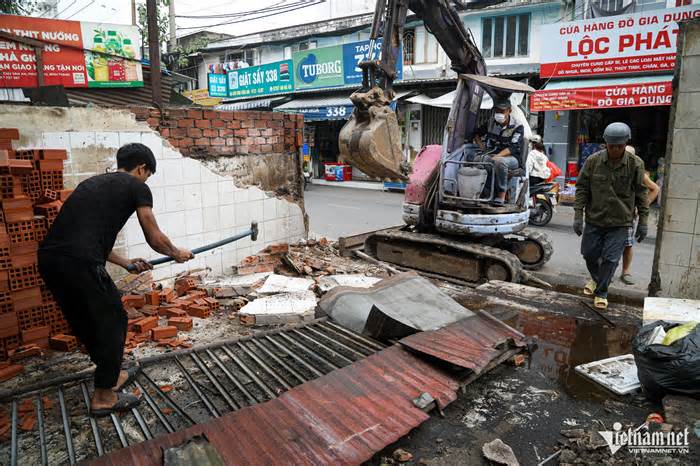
[530,81,673,112]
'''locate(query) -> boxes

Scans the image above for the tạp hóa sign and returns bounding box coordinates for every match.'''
[539,4,700,78]
[0,14,143,88]
[227,60,294,98]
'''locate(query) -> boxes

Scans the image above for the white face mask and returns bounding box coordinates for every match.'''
[494,113,506,124]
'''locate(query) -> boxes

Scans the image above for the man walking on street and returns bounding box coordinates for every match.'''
[573,123,648,309]
[39,143,194,416]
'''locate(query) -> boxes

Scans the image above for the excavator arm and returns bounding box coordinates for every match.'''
[338,0,488,180]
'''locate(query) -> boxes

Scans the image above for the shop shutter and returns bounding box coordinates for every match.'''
[421,106,449,146]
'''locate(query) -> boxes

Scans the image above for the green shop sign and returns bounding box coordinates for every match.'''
[293,45,345,90]
[226,60,294,98]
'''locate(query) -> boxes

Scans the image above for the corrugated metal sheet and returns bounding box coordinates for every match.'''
[87,314,523,466]
[66,67,173,107]
[400,312,525,372]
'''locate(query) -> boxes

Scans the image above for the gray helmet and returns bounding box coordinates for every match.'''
[603,122,631,144]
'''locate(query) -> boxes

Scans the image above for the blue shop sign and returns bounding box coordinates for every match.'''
[207,74,228,97]
[342,39,403,85]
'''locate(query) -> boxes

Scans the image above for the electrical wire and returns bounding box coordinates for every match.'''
[65,0,96,19]
[176,0,326,30]
[177,0,296,19]
[53,0,78,18]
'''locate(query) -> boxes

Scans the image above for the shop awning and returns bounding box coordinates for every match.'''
[531,75,673,112]
[216,96,287,111]
[274,90,414,122]
[406,91,524,109]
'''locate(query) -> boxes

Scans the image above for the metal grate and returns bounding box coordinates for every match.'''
[0,319,384,465]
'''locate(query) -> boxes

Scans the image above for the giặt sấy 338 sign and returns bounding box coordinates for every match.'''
[0,14,143,88]
[227,60,294,98]
[539,4,700,78]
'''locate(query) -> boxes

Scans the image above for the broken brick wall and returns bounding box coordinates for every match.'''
[0,105,307,281]
[130,106,305,201]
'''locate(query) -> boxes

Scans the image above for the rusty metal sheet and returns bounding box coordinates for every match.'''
[87,344,461,466]
[399,311,526,373]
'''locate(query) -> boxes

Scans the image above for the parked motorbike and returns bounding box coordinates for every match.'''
[528,181,558,226]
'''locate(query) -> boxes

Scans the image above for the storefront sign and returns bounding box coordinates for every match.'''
[342,39,403,84]
[0,14,143,88]
[277,105,354,121]
[207,74,227,97]
[226,60,294,98]
[293,45,345,90]
[181,88,222,106]
[539,4,700,78]
[530,80,673,111]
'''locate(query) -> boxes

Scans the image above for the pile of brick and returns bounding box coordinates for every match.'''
[120,276,222,353]
[235,239,346,277]
[0,128,76,380]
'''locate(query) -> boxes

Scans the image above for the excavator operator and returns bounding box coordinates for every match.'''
[474,98,524,206]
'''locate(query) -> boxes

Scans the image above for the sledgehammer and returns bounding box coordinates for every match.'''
[126,221,258,272]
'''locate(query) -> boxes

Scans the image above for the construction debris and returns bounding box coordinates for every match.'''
[316,274,382,292]
[256,274,314,295]
[238,291,317,326]
[482,439,519,466]
[393,448,414,462]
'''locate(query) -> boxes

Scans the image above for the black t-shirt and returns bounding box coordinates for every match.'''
[40,172,153,264]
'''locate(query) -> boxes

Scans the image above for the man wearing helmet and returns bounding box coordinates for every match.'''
[573,122,648,309]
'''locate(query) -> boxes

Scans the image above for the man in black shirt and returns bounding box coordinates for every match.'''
[39,143,193,416]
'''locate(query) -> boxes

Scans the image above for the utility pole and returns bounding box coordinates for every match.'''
[169,0,177,53]
[131,0,137,25]
[147,0,163,108]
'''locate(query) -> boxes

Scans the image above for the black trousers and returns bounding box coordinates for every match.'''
[580,223,628,298]
[38,252,127,389]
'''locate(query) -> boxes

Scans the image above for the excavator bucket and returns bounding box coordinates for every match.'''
[338,87,407,181]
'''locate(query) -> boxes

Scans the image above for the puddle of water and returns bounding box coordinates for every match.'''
[502,309,638,400]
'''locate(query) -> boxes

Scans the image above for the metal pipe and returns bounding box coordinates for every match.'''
[109,411,129,449]
[35,396,49,465]
[133,379,175,434]
[314,322,378,355]
[275,332,340,371]
[79,383,104,457]
[290,329,354,365]
[174,357,220,418]
[190,352,240,411]
[236,342,292,390]
[246,339,308,384]
[10,399,17,466]
[321,321,386,351]
[263,335,324,378]
[124,390,153,441]
[302,326,367,360]
[220,346,276,399]
[205,349,259,405]
[140,372,195,425]
[57,387,76,465]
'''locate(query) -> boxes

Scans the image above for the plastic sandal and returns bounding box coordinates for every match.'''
[112,366,140,391]
[594,296,608,310]
[583,280,597,296]
[90,392,142,418]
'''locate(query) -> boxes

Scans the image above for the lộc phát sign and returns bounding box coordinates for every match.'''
[539,4,700,78]
[0,14,143,88]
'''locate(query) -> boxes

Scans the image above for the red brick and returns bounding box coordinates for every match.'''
[165,307,187,318]
[0,129,19,140]
[21,325,50,347]
[264,243,289,254]
[211,137,225,146]
[203,110,218,119]
[9,344,42,361]
[175,277,197,296]
[179,137,194,147]
[159,128,171,138]
[195,119,211,128]
[145,290,160,306]
[187,127,203,138]
[168,316,193,331]
[227,120,241,129]
[39,149,67,161]
[240,119,255,129]
[194,137,210,146]
[133,316,158,333]
[186,109,203,119]
[151,325,178,340]
[160,288,176,304]
[235,263,275,275]
[177,118,195,128]
[0,364,23,382]
[218,111,234,120]
[186,304,210,319]
[170,127,187,138]
[234,129,248,137]
[260,144,273,153]
[167,109,187,118]
[211,119,226,128]
[0,311,19,338]
[11,287,41,312]
[202,128,218,138]
[254,120,267,129]
[49,334,78,352]
[121,294,145,308]
[146,117,160,128]
[139,305,158,316]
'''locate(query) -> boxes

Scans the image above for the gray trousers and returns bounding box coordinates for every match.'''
[473,154,519,196]
[580,223,628,298]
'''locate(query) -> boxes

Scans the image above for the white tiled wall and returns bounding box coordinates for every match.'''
[40,129,306,281]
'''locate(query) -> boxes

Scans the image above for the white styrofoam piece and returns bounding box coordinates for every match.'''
[317,275,383,292]
[575,354,641,395]
[257,274,314,295]
[213,272,273,288]
[643,297,700,325]
[239,291,317,324]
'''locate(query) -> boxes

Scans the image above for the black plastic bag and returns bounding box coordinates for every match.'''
[633,321,700,400]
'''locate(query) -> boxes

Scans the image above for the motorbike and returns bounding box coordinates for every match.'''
[528,180,558,226]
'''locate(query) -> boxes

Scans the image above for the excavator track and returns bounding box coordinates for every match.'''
[501,228,554,271]
[364,229,524,283]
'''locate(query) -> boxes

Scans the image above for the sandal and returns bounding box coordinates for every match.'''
[620,273,635,285]
[583,280,597,296]
[112,366,140,391]
[90,392,142,418]
[594,296,608,310]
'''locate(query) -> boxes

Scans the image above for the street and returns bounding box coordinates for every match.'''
[305,184,656,295]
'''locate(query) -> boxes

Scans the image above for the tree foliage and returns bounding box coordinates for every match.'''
[0,0,37,15]
[137,0,170,51]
